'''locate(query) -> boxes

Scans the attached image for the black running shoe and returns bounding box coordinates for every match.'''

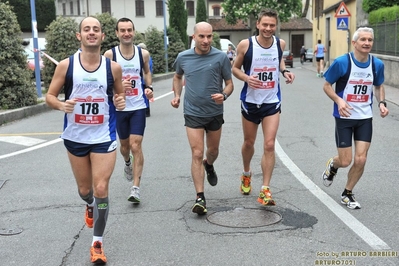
[203,159,218,186]
[191,197,207,215]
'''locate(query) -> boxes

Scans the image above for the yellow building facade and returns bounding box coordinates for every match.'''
[312,0,367,64]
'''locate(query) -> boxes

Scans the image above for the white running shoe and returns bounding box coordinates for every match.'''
[341,192,361,209]
[128,186,140,203]
[322,158,337,187]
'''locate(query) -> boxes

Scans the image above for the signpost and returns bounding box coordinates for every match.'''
[334,2,351,52]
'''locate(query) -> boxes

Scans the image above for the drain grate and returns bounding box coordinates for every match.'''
[207,207,282,228]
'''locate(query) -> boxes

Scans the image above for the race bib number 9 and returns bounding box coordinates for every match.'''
[74,97,105,124]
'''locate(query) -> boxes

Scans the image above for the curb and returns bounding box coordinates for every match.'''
[0,73,175,126]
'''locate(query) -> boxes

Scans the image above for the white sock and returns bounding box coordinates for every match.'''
[92,236,103,246]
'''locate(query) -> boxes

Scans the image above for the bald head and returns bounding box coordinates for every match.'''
[194,22,212,34]
[79,16,102,33]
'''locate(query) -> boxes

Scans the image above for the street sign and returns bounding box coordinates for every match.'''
[335,2,351,17]
[337,17,349,30]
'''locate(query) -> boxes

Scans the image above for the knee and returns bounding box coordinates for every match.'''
[243,139,255,149]
[263,140,275,153]
[339,158,352,168]
[93,183,108,198]
[353,155,367,167]
[192,149,204,160]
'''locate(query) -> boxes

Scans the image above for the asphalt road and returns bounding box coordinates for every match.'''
[1,62,399,265]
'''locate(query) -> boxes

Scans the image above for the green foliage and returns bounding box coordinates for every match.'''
[167,27,186,71]
[92,13,119,54]
[0,2,37,109]
[133,31,146,45]
[168,0,188,48]
[212,32,221,50]
[196,0,207,23]
[363,0,399,13]
[221,0,302,24]
[145,26,166,74]
[369,5,399,24]
[8,0,56,31]
[42,17,80,89]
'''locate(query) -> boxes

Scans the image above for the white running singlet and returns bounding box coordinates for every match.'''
[342,53,374,119]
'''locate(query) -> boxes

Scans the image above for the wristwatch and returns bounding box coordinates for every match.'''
[223,92,228,101]
[379,100,387,107]
[281,69,290,77]
[145,85,153,91]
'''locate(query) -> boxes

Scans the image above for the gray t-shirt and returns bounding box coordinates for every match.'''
[173,47,232,117]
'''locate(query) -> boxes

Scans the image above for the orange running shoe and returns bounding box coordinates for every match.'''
[85,205,93,228]
[90,241,107,264]
[240,174,252,195]
[257,186,276,206]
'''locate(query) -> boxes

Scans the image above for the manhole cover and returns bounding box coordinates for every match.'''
[207,208,282,228]
[0,228,23,236]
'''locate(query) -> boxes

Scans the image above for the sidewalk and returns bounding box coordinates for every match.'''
[300,61,399,106]
[0,72,175,126]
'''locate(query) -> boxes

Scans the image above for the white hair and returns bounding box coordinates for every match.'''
[352,27,374,41]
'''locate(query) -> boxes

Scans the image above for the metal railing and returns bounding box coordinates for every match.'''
[370,19,399,56]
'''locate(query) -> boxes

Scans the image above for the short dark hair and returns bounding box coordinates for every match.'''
[318,39,321,44]
[257,8,279,23]
[116,17,134,31]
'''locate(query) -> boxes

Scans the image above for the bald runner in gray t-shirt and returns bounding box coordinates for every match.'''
[173,47,232,117]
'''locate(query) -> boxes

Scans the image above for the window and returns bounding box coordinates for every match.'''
[156,1,163,16]
[187,1,194,16]
[62,3,66,15]
[136,0,144,16]
[102,0,111,14]
[213,7,220,16]
[77,0,81,15]
[70,2,74,15]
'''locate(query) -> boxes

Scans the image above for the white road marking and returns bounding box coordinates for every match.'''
[0,138,62,160]
[0,136,46,146]
[276,140,391,250]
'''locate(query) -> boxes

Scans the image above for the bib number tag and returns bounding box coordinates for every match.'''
[74,97,105,124]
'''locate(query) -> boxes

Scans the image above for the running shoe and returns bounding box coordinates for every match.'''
[203,159,218,186]
[85,205,93,228]
[90,241,107,264]
[240,173,252,195]
[191,197,207,215]
[320,71,324,78]
[341,192,361,209]
[124,154,133,181]
[317,73,320,78]
[128,186,140,203]
[257,187,276,206]
[322,158,337,187]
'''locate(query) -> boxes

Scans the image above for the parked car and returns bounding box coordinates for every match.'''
[283,50,293,68]
[305,48,313,62]
[24,47,44,79]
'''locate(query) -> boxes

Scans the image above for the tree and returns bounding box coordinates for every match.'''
[0,2,37,109]
[93,13,119,54]
[42,17,80,89]
[168,0,188,48]
[167,27,186,70]
[221,0,302,24]
[145,26,165,74]
[196,0,207,23]
[8,0,56,31]
[363,0,399,13]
